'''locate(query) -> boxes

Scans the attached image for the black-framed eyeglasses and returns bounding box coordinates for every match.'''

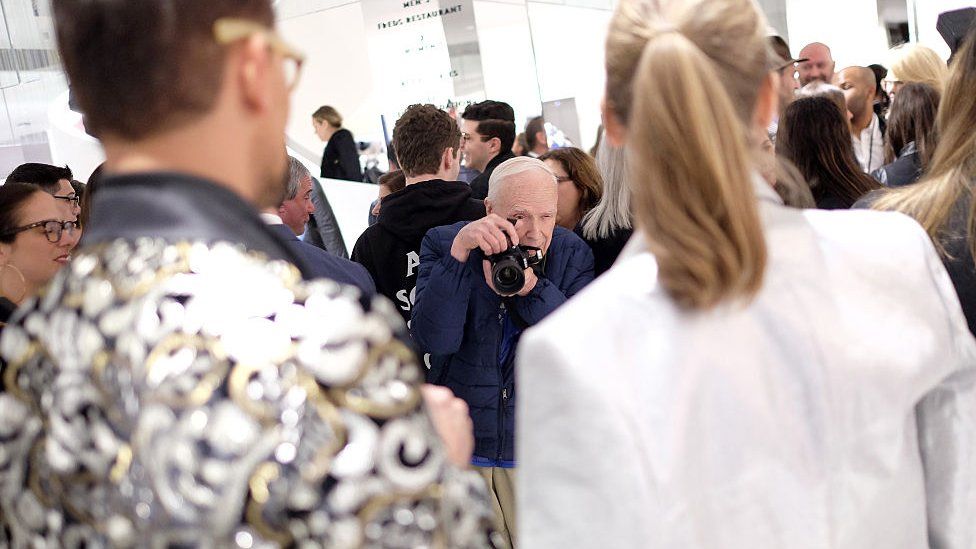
[461,132,489,143]
[3,219,78,243]
[54,193,81,207]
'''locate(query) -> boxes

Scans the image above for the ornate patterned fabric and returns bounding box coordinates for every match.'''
[0,238,504,548]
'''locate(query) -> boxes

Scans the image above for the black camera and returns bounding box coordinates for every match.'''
[487,237,542,296]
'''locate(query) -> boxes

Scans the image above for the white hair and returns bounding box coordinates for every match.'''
[581,135,632,240]
[486,156,556,202]
[286,155,312,201]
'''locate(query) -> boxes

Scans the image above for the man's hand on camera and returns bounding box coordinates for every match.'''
[481,260,539,297]
[450,214,520,263]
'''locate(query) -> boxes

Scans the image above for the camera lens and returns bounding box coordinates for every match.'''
[492,259,525,295]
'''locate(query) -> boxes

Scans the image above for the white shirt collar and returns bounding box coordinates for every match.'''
[260,213,283,225]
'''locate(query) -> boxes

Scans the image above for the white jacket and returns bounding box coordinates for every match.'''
[517,181,976,548]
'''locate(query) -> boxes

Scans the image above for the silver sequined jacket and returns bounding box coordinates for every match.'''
[0,238,504,548]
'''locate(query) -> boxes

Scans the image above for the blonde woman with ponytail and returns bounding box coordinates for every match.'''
[516,0,976,546]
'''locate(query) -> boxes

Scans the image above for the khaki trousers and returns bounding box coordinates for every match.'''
[476,466,517,548]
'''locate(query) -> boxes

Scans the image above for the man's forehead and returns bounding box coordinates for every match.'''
[839,67,871,86]
[802,43,831,58]
[57,179,74,194]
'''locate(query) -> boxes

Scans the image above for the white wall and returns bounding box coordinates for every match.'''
[526,1,610,151]
[279,3,383,159]
[786,0,890,68]
[472,0,543,129]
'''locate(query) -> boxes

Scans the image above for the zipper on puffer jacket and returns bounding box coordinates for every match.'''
[495,301,506,463]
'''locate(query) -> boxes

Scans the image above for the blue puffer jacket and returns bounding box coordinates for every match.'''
[412,222,595,465]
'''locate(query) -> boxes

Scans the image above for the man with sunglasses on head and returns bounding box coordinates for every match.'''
[0,1,502,547]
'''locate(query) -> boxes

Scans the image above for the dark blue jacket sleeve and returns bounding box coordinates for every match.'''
[411,227,475,355]
[513,235,595,326]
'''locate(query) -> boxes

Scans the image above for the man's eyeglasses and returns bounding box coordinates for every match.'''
[54,193,81,207]
[3,219,78,244]
[461,132,488,143]
[213,18,306,91]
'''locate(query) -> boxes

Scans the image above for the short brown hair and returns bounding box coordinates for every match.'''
[312,106,343,127]
[378,170,406,194]
[54,0,274,140]
[391,105,461,177]
[539,148,603,217]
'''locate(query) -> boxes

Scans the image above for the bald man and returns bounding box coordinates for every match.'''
[835,66,885,172]
[798,42,836,85]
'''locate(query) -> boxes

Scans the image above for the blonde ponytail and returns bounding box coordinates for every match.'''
[606,0,770,310]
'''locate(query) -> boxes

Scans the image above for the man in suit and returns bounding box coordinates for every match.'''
[263,156,375,295]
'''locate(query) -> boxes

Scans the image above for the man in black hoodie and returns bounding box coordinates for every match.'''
[463,100,517,200]
[352,104,485,327]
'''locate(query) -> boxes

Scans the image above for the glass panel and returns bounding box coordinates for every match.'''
[0,0,66,177]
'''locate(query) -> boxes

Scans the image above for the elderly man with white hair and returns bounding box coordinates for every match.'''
[412,156,594,547]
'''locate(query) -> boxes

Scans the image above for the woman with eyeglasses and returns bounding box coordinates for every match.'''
[539,147,603,230]
[0,183,78,329]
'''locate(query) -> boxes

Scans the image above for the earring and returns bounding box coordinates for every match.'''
[0,263,26,304]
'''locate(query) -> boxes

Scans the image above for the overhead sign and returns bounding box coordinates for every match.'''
[361,0,485,133]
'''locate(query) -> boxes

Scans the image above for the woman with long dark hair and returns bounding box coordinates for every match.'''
[777,95,881,208]
[872,82,940,187]
[517,0,976,546]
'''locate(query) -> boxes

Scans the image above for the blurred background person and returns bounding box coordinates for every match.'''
[777,96,881,208]
[835,66,885,172]
[512,132,528,157]
[0,183,77,328]
[872,82,940,187]
[797,41,835,85]
[78,163,105,229]
[539,147,603,230]
[368,169,407,225]
[869,63,891,119]
[525,116,549,157]
[313,105,363,182]
[519,1,976,548]
[577,138,633,277]
[767,34,805,142]
[884,43,949,100]
[870,25,976,336]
